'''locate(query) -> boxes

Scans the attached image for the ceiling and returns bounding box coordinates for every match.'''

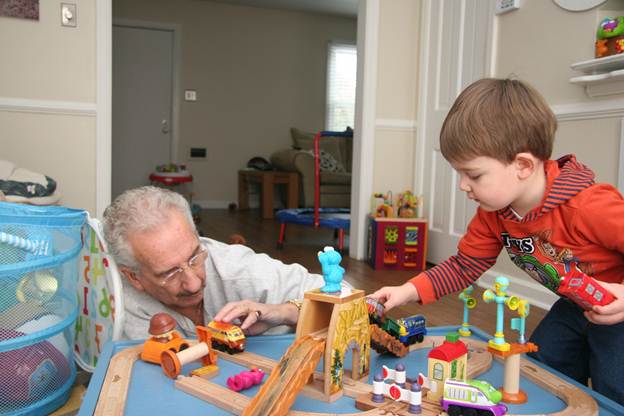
[206,0,359,18]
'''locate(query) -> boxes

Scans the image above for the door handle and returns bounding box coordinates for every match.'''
[161,119,170,134]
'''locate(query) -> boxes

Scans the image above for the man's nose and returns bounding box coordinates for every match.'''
[180,266,203,292]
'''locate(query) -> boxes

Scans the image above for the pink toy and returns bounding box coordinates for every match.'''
[226,367,265,391]
[0,328,70,403]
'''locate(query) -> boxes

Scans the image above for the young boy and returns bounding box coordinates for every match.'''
[370,78,624,404]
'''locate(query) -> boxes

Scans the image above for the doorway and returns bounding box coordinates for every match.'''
[98,2,371,244]
[112,24,175,200]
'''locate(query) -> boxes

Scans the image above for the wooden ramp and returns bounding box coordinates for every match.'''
[242,334,326,416]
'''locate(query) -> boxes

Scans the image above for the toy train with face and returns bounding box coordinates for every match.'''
[366,297,426,357]
[207,321,246,353]
[441,378,508,416]
[557,268,615,311]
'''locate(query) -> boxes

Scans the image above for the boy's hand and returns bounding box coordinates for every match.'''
[585,282,624,325]
[369,282,419,311]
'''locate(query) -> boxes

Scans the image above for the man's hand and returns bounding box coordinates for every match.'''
[214,300,297,336]
[368,282,419,311]
[585,282,624,325]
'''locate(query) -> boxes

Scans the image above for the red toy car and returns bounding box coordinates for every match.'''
[557,269,616,311]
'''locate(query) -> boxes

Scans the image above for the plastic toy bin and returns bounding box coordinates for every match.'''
[0,202,85,416]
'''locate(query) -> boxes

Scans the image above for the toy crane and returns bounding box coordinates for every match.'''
[458,285,477,337]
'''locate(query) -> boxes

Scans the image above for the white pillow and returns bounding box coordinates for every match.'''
[305,149,346,173]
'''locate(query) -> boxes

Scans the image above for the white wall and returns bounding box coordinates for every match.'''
[373,0,420,194]
[0,0,98,213]
[113,0,356,207]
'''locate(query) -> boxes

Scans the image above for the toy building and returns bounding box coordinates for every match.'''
[294,288,371,399]
[426,332,468,401]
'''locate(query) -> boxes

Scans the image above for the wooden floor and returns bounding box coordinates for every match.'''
[199,208,548,340]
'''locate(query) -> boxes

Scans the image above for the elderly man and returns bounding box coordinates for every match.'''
[103,186,327,339]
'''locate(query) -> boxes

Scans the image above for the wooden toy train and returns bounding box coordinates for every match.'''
[366,297,427,357]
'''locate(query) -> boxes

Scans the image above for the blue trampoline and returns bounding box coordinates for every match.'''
[276,208,350,251]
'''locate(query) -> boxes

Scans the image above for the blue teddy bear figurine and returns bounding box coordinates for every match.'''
[318,246,344,293]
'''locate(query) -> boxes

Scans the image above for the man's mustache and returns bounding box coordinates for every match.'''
[177,284,205,298]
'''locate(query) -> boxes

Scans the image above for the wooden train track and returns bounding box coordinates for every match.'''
[355,336,598,416]
[95,336,598,416]
[242,335,326,416]
[93,344,143,416]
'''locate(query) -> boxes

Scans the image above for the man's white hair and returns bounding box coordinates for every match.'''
[103,186,196,269]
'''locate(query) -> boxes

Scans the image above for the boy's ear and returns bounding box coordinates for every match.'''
[514,153,538,179]
[120,267,145,292]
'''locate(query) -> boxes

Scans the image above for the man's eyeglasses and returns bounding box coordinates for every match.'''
[154,247,208,287]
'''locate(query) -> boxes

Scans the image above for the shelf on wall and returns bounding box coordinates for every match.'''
[571,54,624,72]
[570,54,624,97]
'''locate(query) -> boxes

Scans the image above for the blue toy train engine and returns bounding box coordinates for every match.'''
[366,297,427,357]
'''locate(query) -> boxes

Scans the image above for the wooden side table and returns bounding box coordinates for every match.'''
[238,170,299,219]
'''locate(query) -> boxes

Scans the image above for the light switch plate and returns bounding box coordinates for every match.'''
[61,3,77,27]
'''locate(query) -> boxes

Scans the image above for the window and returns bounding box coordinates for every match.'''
[326,42,357,131]
[586,284,595,295]
[433,363,444,380]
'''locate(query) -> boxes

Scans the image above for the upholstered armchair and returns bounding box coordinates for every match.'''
[270,128,352,208]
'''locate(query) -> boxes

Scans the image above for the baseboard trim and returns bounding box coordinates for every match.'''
[476,270,557,311]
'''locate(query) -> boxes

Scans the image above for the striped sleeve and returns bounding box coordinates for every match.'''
[421,251,497,301]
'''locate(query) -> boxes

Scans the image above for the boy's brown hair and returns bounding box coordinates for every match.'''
[440,78,557,164]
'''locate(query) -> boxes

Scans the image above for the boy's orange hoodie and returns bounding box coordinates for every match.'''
[410,155,624,304]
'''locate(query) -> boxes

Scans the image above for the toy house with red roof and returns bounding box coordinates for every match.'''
[427,332,468,400]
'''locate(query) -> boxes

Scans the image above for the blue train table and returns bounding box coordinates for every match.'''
[79,326,624,416]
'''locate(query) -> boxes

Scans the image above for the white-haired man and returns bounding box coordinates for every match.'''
[103,186,327,339]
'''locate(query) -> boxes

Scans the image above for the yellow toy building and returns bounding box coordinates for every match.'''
[426,332,468,401]
[295,288,371,398]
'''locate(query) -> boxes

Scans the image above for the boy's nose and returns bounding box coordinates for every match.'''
[459,177,471,192]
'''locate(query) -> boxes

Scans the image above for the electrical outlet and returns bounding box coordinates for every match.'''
[496,0,520,15]
[190,148,206,158]
[185,90,197,101]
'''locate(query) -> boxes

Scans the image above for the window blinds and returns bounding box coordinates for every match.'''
[326,42,357,131]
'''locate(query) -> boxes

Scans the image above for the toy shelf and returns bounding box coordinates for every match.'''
[367,216,428,271]
[570,54,624,97]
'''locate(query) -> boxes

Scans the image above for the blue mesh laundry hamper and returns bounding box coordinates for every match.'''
[0,201,86,416]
